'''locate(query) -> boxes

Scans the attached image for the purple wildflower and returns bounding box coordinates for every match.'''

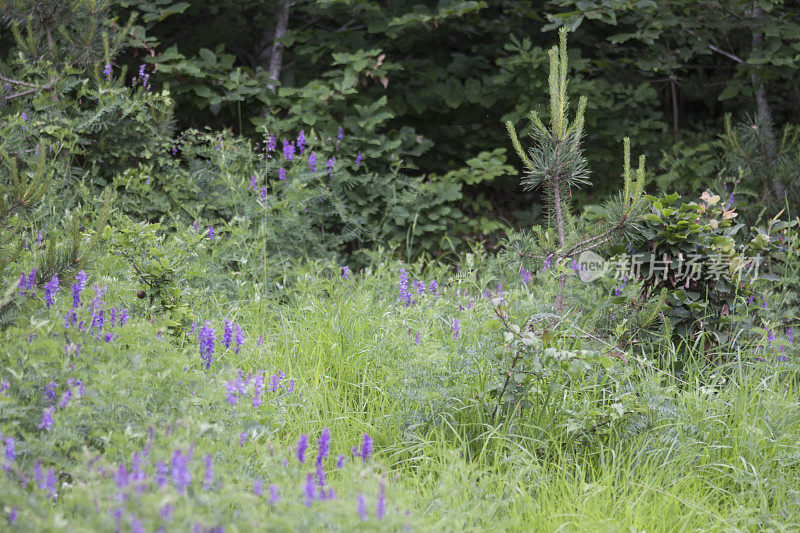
[297,131,306,155]
[327,157,335,175]
[342,266,351,280]
[336,454,345,469]
[0,379,8,396]
[131,517,144,533]
[198,322,216,369]
[376,479,385,520]
[115,463,129,491]
[239,432,247,447]
[261,186,267,200]
[252,373,265,407]
[296,434,309,464]
[44,466,57,498]
[429,280,438,295]
[8,507,16,525]
[571,259,579,275]
[170,449,192,493]
[103,63,113,80]
[44,380,58,403]
[223,320,233,348]
[38,407,54,431]
[304,474,316,507]
[414,332,420,344]
[119,308,128,326]
[203,454,213,491]
[357,494,367,521]
[413,279,425,295]
[789,327,794,342]
[266,135,276,152]
[208,226,214,240]
[398,268,411,306]
[268,484,280,505]
[316,427,331,466]
[543,255,551,271]
[355,151,363,168]
[57,389,71,409]
[359,433,373,463]
[4,437,16,469]
[337,127,344,148]
[44,273,59,308]
[233,324,245,354]
[279,167,286,180]
[253,479,263,496]
[282,140,295,161]
[451,318,460,340]
[156,461,168,488]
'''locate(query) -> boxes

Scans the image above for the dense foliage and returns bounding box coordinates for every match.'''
[1,1,799,531]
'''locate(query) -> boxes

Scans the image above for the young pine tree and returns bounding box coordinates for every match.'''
[506,28,647,314]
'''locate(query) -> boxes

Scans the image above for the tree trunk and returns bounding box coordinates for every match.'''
[266,0,292,94]
[552,182,567,315]
[750,5,784,201]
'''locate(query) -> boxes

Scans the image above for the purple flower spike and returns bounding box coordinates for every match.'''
[308,151,317,171]
[279,167,286,180]
[198,322,216,369]
[376,479,385,520]
[357,494,367,521]
[268,484,280,505]
[303,474,315,507]
[44,273,60,308]
[451,318,460,340]
[360,433,373,463]
[38,407,54,431]
[316,427,331,466]
[203,454,213,491]
[296,434,308,464]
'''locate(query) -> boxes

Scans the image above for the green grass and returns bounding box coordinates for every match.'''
[1,257,798,531]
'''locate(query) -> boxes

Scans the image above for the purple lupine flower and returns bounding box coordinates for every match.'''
[239,432,247,447]
[43,273,59,308]
[282,140,295,161]
[788,327,794,342]
[336,127,344,148]
[376,479,385,520]
[57,389,71,409]
[252,373,265,407]
[413,280,425,296]
[26,268,37,294]
[269,373,281,392]
[223,320,233,348]
[37,230,43,247]
[91,309,104,332]
[224,380,239,406]
[156,461,168,487]
[543,255,551,271]
[429,280,438,295]
[357,494,367,521]
[38,407,54,431]
[279,167,286,180]
[233,324,245,354]
[266,135,276,152]
[326,157,335,175]
[355,151,363,168]
[8,507,16,525]
[296,434,309,464]
[297,130,306,155]
[767,328,774,347]
[109,308,117,327]
[44,380,58,403]
[171,449,192,493]
[249,174,258,190]
[451,318,460,340]
[44,466,57,498]
[203,454,213,490]
[119,308,128,327]
[103,63,113,80]
[342,266,351,279]
[4,437,16,469]
[72,271,86,305]
[268,484,280,505]
[336,454,345,469]
[208,226,214,240]
[304,474,316,507]
[131,517,144,533]
[286,379,295,393]
[34,460,44,487]
[359,433,373,463]
[257,335,263,347]
[316,463,327,490]
[260,186,268,200]
[571,259,580,275]
[115,463,129,490]
[0,379,8,396]
[198,322,216,369]
[316,427,331,466]
[193,219,199,230]
[398,268,411,306]
[144,426,155,457]
[253,479,263,496]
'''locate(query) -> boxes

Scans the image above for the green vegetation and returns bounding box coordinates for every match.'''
[1,1,799,531]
